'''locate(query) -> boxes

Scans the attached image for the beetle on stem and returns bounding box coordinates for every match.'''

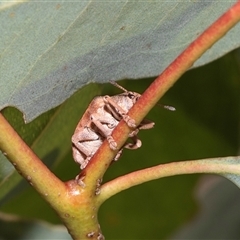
[72,81,155,169]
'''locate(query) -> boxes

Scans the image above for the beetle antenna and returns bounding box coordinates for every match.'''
[109,80,128,93]
[158,104,176,111]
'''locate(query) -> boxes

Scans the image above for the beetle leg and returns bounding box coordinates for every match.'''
[138,119,155,130]
[129,129,139,137]
[124,135,142,150]
[128,119,154,137]
[72,127,102,169]
[113,148,123,161]
[72,127,99,153]
[113,136,141,163]
[90,114,117,150]
[103,96,136,128]
[72,142,93,158]
[72,147,93,169]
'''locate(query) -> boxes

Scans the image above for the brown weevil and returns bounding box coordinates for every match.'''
[72,81,155,169]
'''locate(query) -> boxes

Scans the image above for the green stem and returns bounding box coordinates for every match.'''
[0,113,102,239]
[0,113,66,201]
[98,156,240,204]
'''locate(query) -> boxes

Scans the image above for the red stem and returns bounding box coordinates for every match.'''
[84,1,240,191]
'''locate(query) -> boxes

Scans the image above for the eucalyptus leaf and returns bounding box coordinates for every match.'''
[1,2,239,122]
[191,157,240,189]
[172,175,240,239]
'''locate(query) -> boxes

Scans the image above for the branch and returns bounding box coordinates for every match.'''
[83,2,240,188]
[0,113,66,204]
[98,156,240,204]
[0,112,103,239]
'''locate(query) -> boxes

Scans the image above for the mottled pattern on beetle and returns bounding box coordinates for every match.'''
[71,82,154,169]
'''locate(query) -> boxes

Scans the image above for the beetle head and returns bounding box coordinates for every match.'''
[110,81,141,110]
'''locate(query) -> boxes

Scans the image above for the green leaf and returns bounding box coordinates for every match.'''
[1,2,239,121]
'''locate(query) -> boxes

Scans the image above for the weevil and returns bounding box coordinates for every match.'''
[72,81,155,169]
